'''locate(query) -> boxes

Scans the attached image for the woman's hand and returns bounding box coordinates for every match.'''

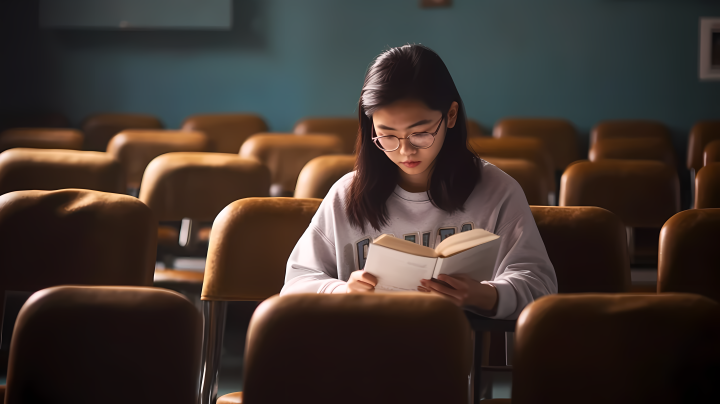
[343,270,378,293]
[419,274,498,314]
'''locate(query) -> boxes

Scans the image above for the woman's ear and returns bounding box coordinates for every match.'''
[446,101,459,128]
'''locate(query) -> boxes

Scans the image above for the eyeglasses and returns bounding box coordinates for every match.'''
[371,115,445,152]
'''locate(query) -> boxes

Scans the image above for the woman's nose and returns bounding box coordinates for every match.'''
[398,138,417,155]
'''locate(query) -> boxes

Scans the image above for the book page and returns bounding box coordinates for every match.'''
[373,234,438,258]
[432,237,501,282]
[434,228,500,258]
[364,244,437,291]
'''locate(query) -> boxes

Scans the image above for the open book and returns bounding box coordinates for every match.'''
[364,229,501,292]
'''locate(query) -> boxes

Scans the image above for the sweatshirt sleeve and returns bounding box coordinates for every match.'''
[280,224,346,295]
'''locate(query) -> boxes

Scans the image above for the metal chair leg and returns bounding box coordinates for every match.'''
[199,300,228,404]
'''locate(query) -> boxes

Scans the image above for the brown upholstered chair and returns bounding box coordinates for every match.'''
[0,148,125,195]
[139,152,270,287]
[493,118,580,171]
[704,139,720,166]
[505,293,720,404]
[199,197,321,404]
[469,137,555,204]
[181,113,268,153]
[0,128,84,152]
[106,129,208,193]
[687,121,720,175]
[467,119,486,138]
[658,209,720,302]
[695,163,720,209]
[560,160,680,265]
[483,158,549,205]
[589,137,676,167]
[293,117,358,154]
[294,154,355,199]
[239,133,344,197]
[590,119,672,145]
[216,293,471,404]
[4,286,201,404]
[81,113,163,152]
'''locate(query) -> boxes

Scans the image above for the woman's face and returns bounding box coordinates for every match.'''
[372,98,458,178]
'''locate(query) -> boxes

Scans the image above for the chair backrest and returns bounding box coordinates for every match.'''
[0,148,125,195]
[695,162,720,209]
[202,197,321,301]
[139,152,270,222]
[591,120,672,145]
[589,137,676,167]
[242,293,471,404]
[704,139,720,166]
[106,130,208,190]
[658,209,720,301]
[493,118,579,170]
[0,128,83,152]
[512,293,720,404]
[687,120,720,172]
[294,154,355,199]
[484,157,549,205]
[467,119,486,138]
[181,113,268,153]
[468,136,556,193]
[81,113,163,152]
[293,117,358,154]
[560,160,680,228]
[0,189,156,318]
[5,286,201,404]
[239,134,344,196]
[531,206,630,293]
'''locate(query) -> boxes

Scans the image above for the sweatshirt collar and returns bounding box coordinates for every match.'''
[393,185,431,202]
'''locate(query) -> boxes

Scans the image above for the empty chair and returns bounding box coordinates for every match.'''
[181,113,268,153]
[687,121,720,176]
[239,133,344,197]
[589,137,676,167]
[217,293,471,404]
[658,209,720,301]
[695,162,720,208]
[81,113,162,152]
[139,152,270,286]
[4,286,201,404]
[560,160,680,264]
[0,148,125,195]
[200,197,321,404]
[294,154,355,199]
[591,120,672,145]
[106,129,208,193]
[503,293,720,404]
[468,137,555,204]
[294,117,358,154]
[483,158,549,205]
[467,119,486,138]
[704,139,720,166]
[0,128,83,152]
[493,118,579,171]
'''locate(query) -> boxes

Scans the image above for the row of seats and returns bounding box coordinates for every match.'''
[0,189,718,402]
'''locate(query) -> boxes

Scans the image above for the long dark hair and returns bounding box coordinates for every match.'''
[346,44,479,233]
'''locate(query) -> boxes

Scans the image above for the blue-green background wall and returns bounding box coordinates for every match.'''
[6,0,720,157]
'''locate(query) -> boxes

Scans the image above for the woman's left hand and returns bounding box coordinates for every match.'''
[419,274,498,314]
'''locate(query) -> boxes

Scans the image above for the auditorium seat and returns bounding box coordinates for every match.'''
[181,113,268,153]
[591,119,672,145]
[293,117,358,154]
[4,286,201,404]
[239,133,344,197]
[484,158,549,205]
[468,137,555,204]
[106,129,208,194]
[687,121,720,176]
[0,148,125,195]
[139,152,270,289]
[704,139,720,166]
[0,128,83,153]
[217,293,471,404]
[467,119,486,138]
[589,137,676,167]
[503,293,720,404]
[560,160,680,265]
[199,197,321,404]
[695,162,720,208]
[81,113,163,152]
[294,154,355,199]
[493,118,580,171]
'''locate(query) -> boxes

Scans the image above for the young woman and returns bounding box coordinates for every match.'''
[281,44,556,319]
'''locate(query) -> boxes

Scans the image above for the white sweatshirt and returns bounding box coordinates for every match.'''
[281,159,557,320]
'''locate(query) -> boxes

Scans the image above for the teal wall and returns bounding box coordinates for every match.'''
[35,0,720,155]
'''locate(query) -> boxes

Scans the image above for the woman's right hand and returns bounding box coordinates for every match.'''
[345,270,378,293]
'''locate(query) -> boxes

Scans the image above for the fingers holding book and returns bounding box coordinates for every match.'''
[418,275,499,315]
[345,270,378,293]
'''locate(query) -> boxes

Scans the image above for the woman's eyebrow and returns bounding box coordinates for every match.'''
[377,119,432,131]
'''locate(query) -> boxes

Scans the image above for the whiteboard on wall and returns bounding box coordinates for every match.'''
[39,0,233,30]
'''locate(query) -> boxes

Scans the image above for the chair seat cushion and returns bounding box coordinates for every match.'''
[217,391,242,404]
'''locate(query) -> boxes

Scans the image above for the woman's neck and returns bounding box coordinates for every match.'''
[397,166,432,193]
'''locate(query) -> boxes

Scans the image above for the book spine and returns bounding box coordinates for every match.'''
[432,258,444,279]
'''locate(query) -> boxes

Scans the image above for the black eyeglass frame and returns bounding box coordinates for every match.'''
[371,114,446,152]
